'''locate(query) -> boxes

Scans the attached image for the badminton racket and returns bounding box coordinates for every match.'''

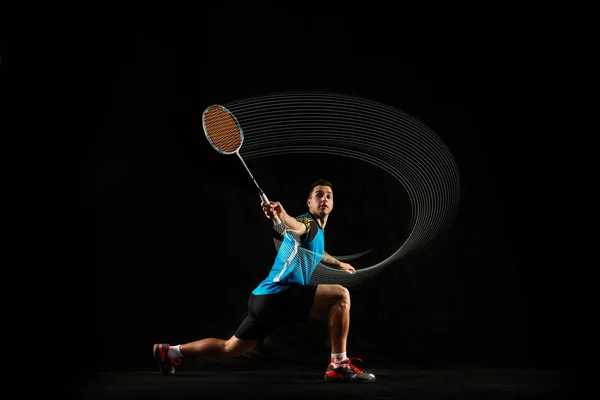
[202,104,281,225]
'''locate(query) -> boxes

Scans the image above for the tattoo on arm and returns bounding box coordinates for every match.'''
[322,252,340,267]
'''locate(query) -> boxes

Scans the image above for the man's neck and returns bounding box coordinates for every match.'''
[315,215,328,229]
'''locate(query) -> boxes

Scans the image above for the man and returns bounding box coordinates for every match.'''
[153,179,376,383]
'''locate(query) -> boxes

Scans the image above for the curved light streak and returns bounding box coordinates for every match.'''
[222,92,460,287]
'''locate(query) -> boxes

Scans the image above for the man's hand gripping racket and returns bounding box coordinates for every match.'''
[202,104,281,225]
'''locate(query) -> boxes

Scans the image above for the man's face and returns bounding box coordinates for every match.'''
[307,185,334,217]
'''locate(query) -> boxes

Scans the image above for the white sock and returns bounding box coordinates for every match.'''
[331,352,347,366]
[168,345,183,358]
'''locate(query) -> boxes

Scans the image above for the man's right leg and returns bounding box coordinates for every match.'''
[180,335,257,358]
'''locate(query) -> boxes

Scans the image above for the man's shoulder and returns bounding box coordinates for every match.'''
[296,213,315,224]
[295,213,319,237]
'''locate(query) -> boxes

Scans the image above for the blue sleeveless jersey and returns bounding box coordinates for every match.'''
[252,212,324,295]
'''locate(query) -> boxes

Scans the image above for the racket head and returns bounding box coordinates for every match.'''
[202,104,244,154]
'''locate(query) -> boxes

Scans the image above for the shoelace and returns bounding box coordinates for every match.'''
[342,357,363,374]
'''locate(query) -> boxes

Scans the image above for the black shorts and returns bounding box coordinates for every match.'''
[234,284,318,341]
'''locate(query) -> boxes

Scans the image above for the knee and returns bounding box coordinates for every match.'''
[335,285,351,307]
[225,337,256,357]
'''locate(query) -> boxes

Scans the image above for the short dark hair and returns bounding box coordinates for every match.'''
[308,179,333,199]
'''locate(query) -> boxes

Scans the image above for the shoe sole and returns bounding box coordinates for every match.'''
[324,372,376,383]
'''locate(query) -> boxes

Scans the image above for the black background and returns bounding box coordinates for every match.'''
[37,9,577,377]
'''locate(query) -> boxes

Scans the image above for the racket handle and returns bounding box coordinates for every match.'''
[259,192,281,225]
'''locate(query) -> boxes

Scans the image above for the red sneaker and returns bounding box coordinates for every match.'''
[153,343,181,375]
[324,358,376,383]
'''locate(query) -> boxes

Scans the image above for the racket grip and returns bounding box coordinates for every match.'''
[259,192,281,225]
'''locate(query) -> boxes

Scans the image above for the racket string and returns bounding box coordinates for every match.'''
[204,106,242,153]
